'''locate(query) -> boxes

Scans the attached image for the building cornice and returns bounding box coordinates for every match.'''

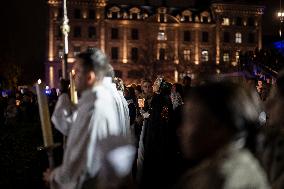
[48,0,95,7]
[211,3,265,15]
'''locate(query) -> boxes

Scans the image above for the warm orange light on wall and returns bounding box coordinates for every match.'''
[49,66,54,88]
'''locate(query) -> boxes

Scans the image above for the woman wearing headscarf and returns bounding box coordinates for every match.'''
[137,77,178,189]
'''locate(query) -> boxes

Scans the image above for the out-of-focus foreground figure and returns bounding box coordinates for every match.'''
[176,81,270,189]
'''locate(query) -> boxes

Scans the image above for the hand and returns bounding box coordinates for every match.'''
[60,79,70,94]
[43,168,52,185]
[142,112,150,119]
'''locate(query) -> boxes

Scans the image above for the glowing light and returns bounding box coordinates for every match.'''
[123,27,127,63]
[71,69,75,76]
[49,66,54,88]
[38,79,42,85]
[83,11,87,19]
[123,58,128,63]
[46,86,50,90]
[216,69,221,74]
[67,58,76,63]
[174,70,178,82]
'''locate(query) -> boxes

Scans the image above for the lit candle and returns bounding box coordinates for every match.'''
[138,98,145,108]
[69,71,78,104]
[36,79,54,147]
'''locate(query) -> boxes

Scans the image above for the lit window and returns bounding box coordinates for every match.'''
[201,50,209,62]
[236,51,240,62]
[235,32,242,43]
[222,18,230,26]
[157,31,167,40]
[223,53,229,62]
[183,49,190,61]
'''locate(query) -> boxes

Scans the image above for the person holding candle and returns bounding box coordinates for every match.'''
[44,48,135,189]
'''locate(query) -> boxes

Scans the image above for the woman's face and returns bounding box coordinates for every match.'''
[152,80,160,93]
[171,85,176,93]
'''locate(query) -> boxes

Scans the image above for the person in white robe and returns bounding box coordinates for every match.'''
[44,48,135,189]
[102,71,131,138]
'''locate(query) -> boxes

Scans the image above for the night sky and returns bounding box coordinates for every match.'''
[0,0,280,85]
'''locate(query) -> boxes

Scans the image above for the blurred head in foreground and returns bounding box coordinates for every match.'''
[180,81,262,161]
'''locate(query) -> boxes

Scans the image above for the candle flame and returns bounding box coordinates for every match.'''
[71,69,75,76]
[38,79,42,84]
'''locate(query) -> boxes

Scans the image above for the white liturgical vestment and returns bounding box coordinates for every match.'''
[50,84,126,189]
[102,77,131,137]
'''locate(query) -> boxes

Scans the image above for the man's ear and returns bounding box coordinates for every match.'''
[87,71,96,86]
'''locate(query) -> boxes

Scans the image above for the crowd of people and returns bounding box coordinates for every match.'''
[2,47,284,189]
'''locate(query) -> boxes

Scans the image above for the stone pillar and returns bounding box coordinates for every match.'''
[100,21,105,53]
[48,7,54,61]
[216,16,221,64]
[258,18,262,50]
[174,28,179,64]
[123,26,128,63]
[194,29,199,64]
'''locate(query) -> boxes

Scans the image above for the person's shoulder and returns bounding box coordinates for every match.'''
[221,147,270,189]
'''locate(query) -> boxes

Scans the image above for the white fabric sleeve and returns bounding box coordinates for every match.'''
[51,94,75,136]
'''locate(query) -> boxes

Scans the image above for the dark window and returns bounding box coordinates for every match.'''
[128,70,143,79]
[112,12,118,19]
[74,46,81,56]
[236,17,242,26]
[89,9,95,20]
[159,48,165,60]
[184,30,191,42]
[111,47,119,60]
[74,9,81,19]
[111,28,119,39]
[202,32,209,42]
[184,16,190,22]
[223,32,230,43]
[248,33,255,43]
[58,9,63,20]
[160,14,165,22]
[88,26,96,39]
[131,29,139,40]
[203,17,208,23]
[114,70,123,78]
[58,69,62,78]
[74,26,81,38]
[57,25,62,39]
[131,48,139,61]
[248,17,254,27]
[132,13,138,19]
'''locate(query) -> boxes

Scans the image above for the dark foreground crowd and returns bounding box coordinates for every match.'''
[2,48,284,189]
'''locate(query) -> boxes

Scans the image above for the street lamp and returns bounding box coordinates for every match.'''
[278,0,284,36]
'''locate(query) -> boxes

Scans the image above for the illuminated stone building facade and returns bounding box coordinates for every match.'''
[46,0,264,87]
